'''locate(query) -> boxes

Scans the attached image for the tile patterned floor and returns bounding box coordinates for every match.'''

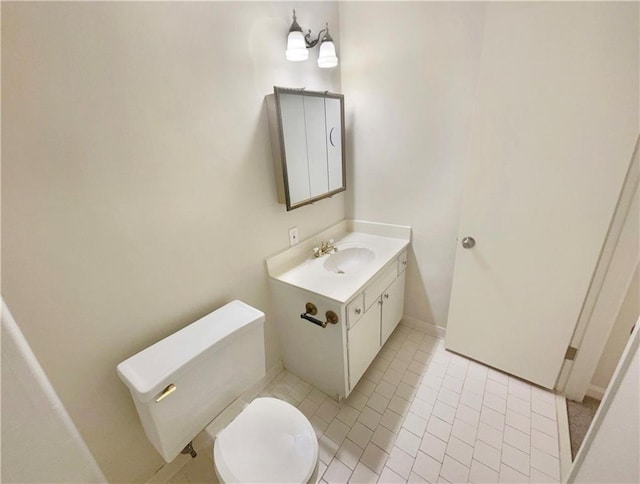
[171,324,561,483]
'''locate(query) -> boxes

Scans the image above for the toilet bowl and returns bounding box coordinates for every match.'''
[116,300,319,483]
[213,397,318,483]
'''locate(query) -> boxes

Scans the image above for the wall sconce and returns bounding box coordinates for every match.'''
[286,10,338,69]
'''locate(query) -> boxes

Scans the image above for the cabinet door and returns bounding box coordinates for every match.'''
[381,273,406,345]
[278,93,310,205]
[304,95,329,198]
[325,96,344,192]
[348,303,381,390]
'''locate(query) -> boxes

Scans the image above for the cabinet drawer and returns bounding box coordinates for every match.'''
[347,294,365,329]
[364,262,398,311]
[398,250,408,275]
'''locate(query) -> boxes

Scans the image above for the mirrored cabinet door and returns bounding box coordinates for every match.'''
[325,96,343,192]
[266,87,346,211]
[304,95,330,199]
[278,93,310,204]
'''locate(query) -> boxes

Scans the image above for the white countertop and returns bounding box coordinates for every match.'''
[268,224,410,303]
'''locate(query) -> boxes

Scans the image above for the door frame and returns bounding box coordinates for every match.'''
[557,135,639,400]
[567,320,639,482]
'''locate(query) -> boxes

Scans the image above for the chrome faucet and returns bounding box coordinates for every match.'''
[313,239,339,258]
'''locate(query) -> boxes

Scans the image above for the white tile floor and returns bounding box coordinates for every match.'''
[171,324,561,483]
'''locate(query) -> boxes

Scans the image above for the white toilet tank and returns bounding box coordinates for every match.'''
[117,300,266,462]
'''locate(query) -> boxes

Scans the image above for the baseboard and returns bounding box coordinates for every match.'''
[145,360,285,484]
[402,315,447,339]
[241,360,284,402]
[585,384,606,401]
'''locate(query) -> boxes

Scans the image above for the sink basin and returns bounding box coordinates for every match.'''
[323,247,375,274]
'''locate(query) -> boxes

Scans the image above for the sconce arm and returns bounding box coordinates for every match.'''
[304,28,328,49]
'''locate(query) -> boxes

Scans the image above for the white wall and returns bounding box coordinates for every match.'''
[1,301,106,483]
[339,2,488,327]
[1,2,343,481]
[339,2,639,330]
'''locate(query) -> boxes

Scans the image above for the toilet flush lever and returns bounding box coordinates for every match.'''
[156,383,176,403]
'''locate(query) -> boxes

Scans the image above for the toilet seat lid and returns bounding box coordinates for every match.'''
[213,397,318,483]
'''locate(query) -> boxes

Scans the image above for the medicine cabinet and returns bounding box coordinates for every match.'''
[266,87,346,211]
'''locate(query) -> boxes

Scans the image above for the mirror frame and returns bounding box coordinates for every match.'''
[273,86,347,211]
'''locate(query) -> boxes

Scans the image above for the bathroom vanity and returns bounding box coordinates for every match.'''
[266,220,410,401]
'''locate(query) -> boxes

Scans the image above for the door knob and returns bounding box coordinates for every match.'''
[462,237,476,249]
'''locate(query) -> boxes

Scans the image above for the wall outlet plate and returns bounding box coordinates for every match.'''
[289,227,299,247]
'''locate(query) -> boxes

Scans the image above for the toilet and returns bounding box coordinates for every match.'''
[117,300,319,483]
[213,397,318,483]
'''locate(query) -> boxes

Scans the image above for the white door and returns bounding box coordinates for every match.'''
[445,3,637,389]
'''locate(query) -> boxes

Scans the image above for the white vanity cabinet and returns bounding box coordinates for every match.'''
[269,250,407,400]
[267,221,410,401]
[347,251,406,390]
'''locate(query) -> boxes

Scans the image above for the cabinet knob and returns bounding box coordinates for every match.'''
[378,300,383,305]
[402,260,407,266]
[355,308,361,315]
[384,293,389,299]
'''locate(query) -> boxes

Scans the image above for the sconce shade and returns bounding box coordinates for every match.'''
[286,31,309,61]
[317,39,338,68]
